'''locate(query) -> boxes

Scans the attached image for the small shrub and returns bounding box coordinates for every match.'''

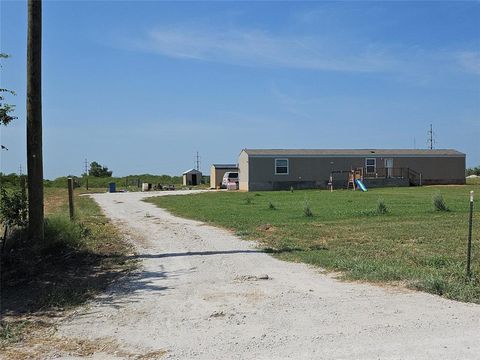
[0,187,28,228]
[268,201,276,210]
[433,193,449,212]
[376,199,388,215]
[303,199,313,217]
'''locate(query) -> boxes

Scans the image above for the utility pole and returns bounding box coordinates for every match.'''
[26,0,44,243]
[427,124,434,150]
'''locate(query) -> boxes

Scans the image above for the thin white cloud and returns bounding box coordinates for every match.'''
[128,26,398,73]
[456,51,480,75]
[121,25,480,83]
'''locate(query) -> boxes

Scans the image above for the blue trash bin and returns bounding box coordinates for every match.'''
[108,182,116,193]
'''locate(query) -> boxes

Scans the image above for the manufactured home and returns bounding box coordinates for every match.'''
[238,149,466,191]
[210,164,238,189]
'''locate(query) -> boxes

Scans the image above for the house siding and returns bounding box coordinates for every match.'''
[238,151,250,191]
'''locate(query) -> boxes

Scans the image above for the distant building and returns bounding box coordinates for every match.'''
[210,164,238,189]
[182,168,202,186]
[238,149,466,191]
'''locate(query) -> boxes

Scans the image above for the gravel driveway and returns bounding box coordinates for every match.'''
[56,190,480,359]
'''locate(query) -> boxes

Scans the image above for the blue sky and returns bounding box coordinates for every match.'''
[1,1,479,179]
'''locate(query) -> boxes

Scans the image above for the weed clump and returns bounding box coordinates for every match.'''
[421,276,447,296]
[303,199,313,217]
[433,193,449,212]
[376,199,388,215]
[244,196,253,205]
[44,215,91,250]
[268,201,276,210]
[0,320,30,346]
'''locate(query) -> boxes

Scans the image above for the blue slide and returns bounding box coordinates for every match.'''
[355,179,368,192]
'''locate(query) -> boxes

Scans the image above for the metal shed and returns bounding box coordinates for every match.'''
[210,164,238,189]
[182,168,202,186]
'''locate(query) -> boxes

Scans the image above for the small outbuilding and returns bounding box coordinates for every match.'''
[182,168,202,186]
[238,148,466,191]
[210,164,238,189]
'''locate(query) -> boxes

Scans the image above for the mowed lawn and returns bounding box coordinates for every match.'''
[146,184,480,303]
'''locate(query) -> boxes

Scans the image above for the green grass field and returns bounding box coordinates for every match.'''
[146,184,480,303]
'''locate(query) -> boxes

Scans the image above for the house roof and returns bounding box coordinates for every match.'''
[211,164,237,169]
[182,168,202,175]
[242,149,465,157]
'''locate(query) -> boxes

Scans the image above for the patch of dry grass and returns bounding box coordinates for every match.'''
[2,323,166,359]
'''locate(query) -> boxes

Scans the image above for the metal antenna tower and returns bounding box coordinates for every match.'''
[427,124,435,149]
[195,151,201,171]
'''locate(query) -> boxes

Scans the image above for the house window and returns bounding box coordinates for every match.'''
[275,159,289,175]
[365,158,376,174]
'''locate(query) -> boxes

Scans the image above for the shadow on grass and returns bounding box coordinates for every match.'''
[0,215,151,318]
[0,245,136,316]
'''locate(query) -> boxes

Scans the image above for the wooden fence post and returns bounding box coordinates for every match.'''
[67,177,74,220]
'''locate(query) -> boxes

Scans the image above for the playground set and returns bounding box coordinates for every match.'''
[328,168,368,192]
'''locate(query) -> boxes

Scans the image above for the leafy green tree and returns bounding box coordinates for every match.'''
[466,166,480,176]
[0,54,17,126]
[89,161,113,177]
